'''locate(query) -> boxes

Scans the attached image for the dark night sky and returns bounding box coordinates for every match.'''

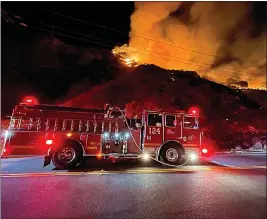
[2,1,134,43]
[1,2,134,117]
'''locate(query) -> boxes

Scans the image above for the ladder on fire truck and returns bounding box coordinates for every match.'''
[9,115,123,134]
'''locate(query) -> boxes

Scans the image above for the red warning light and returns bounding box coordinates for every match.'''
[22,96,39,105]
[46,140,53,145]
[202,148,208,154]
[66,133,72,137]
[188,106,200,115]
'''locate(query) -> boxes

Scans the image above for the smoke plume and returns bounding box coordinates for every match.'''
[114,2,266,88]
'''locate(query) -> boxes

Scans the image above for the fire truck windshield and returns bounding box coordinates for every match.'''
[183,115,199,129]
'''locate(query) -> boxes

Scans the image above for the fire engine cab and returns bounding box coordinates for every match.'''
[1,97,210,169]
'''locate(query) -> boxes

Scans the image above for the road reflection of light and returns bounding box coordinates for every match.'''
[215,174,266,199]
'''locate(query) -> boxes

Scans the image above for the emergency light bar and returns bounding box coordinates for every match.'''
[22,96,39,105]
[188,106,200,115]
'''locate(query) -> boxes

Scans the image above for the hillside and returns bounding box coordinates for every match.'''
[1,31,126,116]
[241,89,267,109]
[62,64,266,149]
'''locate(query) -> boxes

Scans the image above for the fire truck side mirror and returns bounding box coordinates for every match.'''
[104,103,111,113]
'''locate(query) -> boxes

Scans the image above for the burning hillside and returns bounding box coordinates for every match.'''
[62,64,266,149]
[112,2,266,89]
[112,48,139,68]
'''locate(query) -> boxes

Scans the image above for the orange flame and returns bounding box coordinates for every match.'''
[112,2,266,89]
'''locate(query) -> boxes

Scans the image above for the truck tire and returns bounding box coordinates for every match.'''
[52,142,82,170]
[159,143,183,165]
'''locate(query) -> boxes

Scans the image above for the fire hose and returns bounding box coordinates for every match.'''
[114,107,189,168]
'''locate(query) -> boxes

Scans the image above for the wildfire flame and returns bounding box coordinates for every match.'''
[112,2,266,90]
[112,46,139,67]
[112,45,266,90]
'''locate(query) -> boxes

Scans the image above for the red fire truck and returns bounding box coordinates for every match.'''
[1,97,211,169]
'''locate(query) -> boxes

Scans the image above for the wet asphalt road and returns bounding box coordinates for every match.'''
[1,154,266,219]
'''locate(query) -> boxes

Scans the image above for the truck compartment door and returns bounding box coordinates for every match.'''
[2,131,47,157]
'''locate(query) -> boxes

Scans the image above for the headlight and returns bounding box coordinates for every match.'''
[141,153,150,161]
[4,130,10,138]
[114,133,120,139]
[124,132,130,139]
[104,132,109,138]
[189,153,198,161]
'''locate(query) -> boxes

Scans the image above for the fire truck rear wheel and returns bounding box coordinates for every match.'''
[52,143,83,170]
[159,144,183,165]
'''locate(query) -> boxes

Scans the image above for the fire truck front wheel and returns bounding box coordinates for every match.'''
[52,142,83,170]
[159,144,183,165]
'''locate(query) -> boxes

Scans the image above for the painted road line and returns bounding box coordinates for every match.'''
[1,172,54,177]
[125,169,195,173]
[182,166,213,171]
[1,171,113,177]
[1,172,82,177]
[0,168,215,177]
[126,167,213,173]
[0,168,202,177]
[54,171,86,176]
[82,169,197,174]
[1,166,266,177]
[84,171,121,175]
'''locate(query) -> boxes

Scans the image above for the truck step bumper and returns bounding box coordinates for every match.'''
[43,155,52,167]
